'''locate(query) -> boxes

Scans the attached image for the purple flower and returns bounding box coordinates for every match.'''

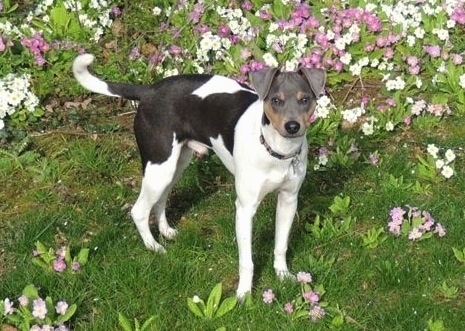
[129,46,140,60]
[284,302,294,314]
[55,246,66,258]
[296,271,312,284]
[262,289,275,304]
[168,45,182,56]
[451,6,465,24]
[241,1,253,11]
[53,257,67,272]
[303,291,320,305]
[309,305,326,322]
[111,6,122,17]
[217,24,230,38]
[32,298,47,319]
[424,45,441,58]
[72,261,81,271]
[390,207,406,224]
[369,153,379,166]
[188,3,204,23]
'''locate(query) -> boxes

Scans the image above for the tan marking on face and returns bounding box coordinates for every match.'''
[264,101,285,134]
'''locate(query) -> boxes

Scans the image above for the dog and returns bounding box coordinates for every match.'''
[72,54,326,299]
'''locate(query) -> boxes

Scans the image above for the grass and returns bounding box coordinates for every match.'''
[2,1,465,328]
[1,100,465,330]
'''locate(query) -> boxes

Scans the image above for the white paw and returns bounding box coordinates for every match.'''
[144,240,166,254]
[236,288,251,302]
[276,269,294,281]
[160,226,178,240]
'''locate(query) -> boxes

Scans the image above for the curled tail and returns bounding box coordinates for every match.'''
[72,54,151,100]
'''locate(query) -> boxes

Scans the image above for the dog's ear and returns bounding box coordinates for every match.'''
[249,68,279,100]
[298,67,326,97]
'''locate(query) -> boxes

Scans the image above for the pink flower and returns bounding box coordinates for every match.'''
[53,257,67,272]
[424,45,441,58]
[303,291,320,305]
[434,223,446,237]
[32,298,47,319]
[168,45,182,56]
[72,261,81,271]
[452,54,463,65]
[55,246,66,258]
[309,305,325,322]
[262,289,275,304]
[284,302,294,313]
[55,301,69,315]
[451,6,465,24]
[388,222,401,236]
[241,1,253,11]
[18,294,29,306]
[296,271,312,284]
[403,116,412,126]
[369,153,379,166]
[390,207,406,223]
[408,227,423,241]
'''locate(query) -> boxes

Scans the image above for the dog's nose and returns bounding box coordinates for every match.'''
[284,121,300,134]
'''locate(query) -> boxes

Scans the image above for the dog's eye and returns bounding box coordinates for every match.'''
[271,97,281,105]
[300,97,309,104]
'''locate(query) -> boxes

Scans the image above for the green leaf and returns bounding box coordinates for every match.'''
[331,314,345,327]
[206,283,222,319]
[140,316,157,331]
[77,248,90,265]
[134,318,140,331]
[32,257,52,270]
[452,247,465,263]
[35,241,48,254]
[118,313,133,331]
[187,298,205,318]
[57,304,77,323]
[22,284,39,299]
[215,297,237,318]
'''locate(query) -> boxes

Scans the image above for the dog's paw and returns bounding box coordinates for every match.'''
[276,269,294,281]
[236,288,251,302]
[144,240,166,254]
[160,226,178,240]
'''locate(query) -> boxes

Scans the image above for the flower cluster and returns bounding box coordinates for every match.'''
[262,271,327,323]
[426,144,456,179]
[32,241,89,274]
[0,73,39,130]
[388,206,446,241]
[1,285,76,330]
[21,33,50,66]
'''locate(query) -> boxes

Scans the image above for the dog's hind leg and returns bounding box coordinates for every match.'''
[153,146,193,240]
[130,141,185,253]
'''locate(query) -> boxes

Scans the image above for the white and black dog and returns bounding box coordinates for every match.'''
[73,54,326,298]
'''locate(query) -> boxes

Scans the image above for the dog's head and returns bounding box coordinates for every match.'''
[250,67,326,138]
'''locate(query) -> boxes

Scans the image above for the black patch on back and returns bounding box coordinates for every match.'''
[132,75,258,170]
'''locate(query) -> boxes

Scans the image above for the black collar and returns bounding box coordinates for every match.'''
[259,133,302,160]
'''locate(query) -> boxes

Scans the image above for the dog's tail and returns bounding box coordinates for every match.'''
[73,54,151,100]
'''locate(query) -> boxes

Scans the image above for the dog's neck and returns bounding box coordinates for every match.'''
[259,122,305,160]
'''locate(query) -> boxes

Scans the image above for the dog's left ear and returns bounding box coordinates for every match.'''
[249,68,279,100]
[298,67,327,97]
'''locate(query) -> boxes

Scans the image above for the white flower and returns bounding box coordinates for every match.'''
[445,149,456,163]
[192,295,201,303]
[361,121,374,135]
[427,144,439,158]
[341,106,364,123]
[55,301,69,315]
[315,95,334,119]
[435,159,445,169]
[441,165,454,179]
[263,53,278,67]
[385,76,406,91]
[459,74,465,89]
[385,121,394,131]
[340,53,352,65]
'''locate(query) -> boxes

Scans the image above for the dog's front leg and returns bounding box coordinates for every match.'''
[274,190,298,280]
[234,196,259,300]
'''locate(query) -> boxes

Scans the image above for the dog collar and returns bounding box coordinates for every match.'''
[259,134,302,160]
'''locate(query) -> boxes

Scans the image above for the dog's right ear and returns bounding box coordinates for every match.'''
[249,68,279,100]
